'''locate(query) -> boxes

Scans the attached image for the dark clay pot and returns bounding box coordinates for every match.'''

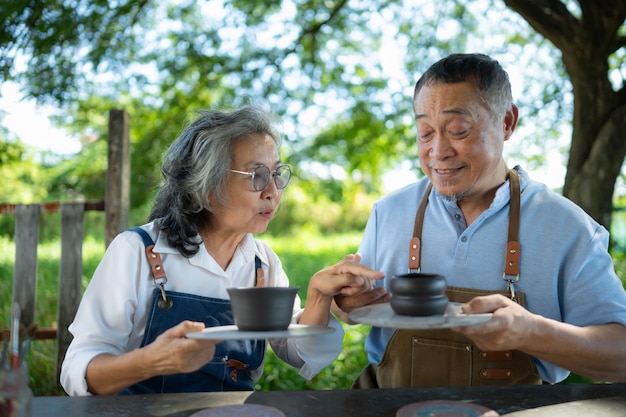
[389,273,448,316]
[390,272,447,295]
[227,286,299,331]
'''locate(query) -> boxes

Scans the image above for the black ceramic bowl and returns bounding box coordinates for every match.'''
[390,294,449,317]
[389,273,448,316]
[390,273,447,295]
[227,286,299,331]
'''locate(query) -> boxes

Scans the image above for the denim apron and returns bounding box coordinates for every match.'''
[119,227,265,394]
[354,169,540,388]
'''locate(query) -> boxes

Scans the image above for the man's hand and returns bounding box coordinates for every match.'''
[451,294,537,352]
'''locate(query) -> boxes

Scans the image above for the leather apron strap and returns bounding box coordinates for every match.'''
[504,169,521,302]
[353,169,540,389]
[409,169,522,298]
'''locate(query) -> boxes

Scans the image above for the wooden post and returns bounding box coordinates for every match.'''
[105,109,131,247]
[12,204,40,328]
[56,203,85,382]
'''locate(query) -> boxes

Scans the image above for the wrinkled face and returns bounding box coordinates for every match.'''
[414,81,515,201]
[211,133,284,235]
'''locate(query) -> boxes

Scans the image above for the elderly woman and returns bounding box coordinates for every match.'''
[60,106,383,396]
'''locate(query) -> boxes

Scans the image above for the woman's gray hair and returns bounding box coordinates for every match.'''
[413,53,513,119]
[149,106,282,257]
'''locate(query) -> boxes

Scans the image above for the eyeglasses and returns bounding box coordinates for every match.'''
[228,164,292,191]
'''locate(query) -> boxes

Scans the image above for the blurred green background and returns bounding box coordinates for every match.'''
[2,0,626,397]
[3,226,626,395]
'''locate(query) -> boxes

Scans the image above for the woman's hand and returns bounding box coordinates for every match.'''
[142,320,219,375]
[298,254,385,326]
[330,254,391,323]
[86,321,219,395]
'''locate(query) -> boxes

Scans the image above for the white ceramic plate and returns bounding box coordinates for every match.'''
[349,302,492,329]
[186,324,335,341]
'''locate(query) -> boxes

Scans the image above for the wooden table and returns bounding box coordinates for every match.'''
[33,383,626,416]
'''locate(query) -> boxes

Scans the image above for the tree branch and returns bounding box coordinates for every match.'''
[295,0,349,63]
[578,0,626,35]
[296,0,349,42]
[503,0,580,51]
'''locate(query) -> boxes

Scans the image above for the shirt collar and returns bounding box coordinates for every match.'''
[432,165,528,212]
[239,234,269,267]
[153,229,268,267]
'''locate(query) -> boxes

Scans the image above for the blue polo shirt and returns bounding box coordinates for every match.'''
[359,166,626,383]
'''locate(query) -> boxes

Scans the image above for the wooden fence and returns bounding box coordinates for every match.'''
[1,109,131,385]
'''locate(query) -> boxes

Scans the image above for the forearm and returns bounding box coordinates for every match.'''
[86,350,154,395]
[524,319,626,382]
[299,255,385,326]
[272,318,344,379]
[298,291,333,326]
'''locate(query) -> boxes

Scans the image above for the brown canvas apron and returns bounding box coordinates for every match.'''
[353,169,540,388]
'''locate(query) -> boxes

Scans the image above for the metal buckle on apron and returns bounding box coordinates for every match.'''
[145,244,173,311]
[130,227,174,311]
[156,280,173,311]
[504,274,519,303]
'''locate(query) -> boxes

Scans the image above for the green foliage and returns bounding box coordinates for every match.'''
[267,179,378,235]
[0,139,49,205]
[43,139,109,202]
[257,323,371,391]
[0,137,25,164]
[2,0,603,218]
[293,100,417,195]
[260,231,362,288]
[1,0,153,104]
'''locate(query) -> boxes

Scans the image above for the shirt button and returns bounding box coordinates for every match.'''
[461,236,467,242]
[455,214,462,220]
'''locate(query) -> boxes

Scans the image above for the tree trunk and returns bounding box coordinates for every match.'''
[565,82,626,228]
[504,0,626,229]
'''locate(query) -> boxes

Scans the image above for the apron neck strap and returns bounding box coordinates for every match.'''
[408,183,433,271]
[409,169,521,281]
[503,168,521,283]
[255,255,265,287]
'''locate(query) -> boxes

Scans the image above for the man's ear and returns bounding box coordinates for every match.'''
[503,104,519,141]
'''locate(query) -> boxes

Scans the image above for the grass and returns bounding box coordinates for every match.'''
[256,231,369,391]
[3,231,626,395]
[1,234,108,396]
[0,231,367,395]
